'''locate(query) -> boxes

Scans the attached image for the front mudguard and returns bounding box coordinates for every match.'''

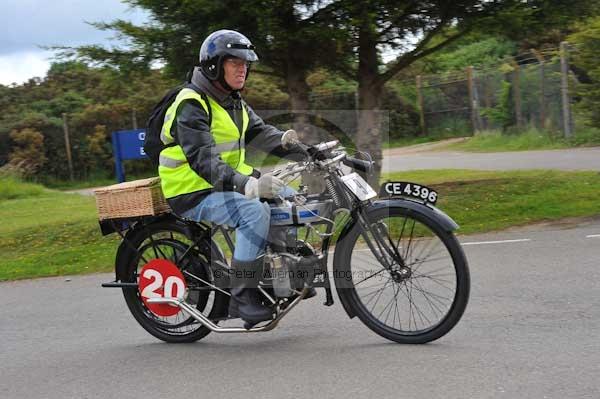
[332,198,459,319]
[372,198,459,231]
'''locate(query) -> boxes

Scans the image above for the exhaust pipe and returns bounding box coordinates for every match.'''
[147,287,309,333]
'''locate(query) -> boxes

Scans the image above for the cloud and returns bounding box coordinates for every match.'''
[0,0,149,84]
[0,0,149,55]
[0,50,52,85]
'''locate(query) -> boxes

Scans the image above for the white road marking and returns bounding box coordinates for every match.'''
[460,238,531,246]
[586,234,600,238]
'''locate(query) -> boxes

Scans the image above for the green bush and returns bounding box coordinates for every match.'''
[569,18,600,129]
[568,127,600,146]
[445,126,600,152]
[0,173,46,200]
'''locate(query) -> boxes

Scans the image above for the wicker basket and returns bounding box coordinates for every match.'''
[94,177,171,220]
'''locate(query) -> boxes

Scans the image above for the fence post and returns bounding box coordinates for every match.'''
[560,41,573,138]
[416,75,426,136]
[466,66,481,134]
[62,113,74,181]
[531,49,546,130]
[354,91,360,138]
[511,59,524,129]
[482,75,493,130]
[132,109,138,130]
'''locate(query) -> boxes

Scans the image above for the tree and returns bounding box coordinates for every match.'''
[7,128,47,178]
[421,35,517,73]
[330,0,600,184]
[569,17,600,128]
[57,1,350,135]
[57,0,600,185]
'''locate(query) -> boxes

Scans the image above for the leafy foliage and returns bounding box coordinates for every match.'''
[423,36,517,73]
[0,174,46,201]
[4,1,600,185]
[6,128,47,178]
[569,17,600,129]
[480,80,514,130]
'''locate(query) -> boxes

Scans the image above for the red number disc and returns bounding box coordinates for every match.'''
[138,259,187,317]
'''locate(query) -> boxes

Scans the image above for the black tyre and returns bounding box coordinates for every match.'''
[334,206,470,344]
[118,219,229,343]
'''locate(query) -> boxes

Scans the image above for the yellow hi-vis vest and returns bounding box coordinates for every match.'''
[158,88,254,198]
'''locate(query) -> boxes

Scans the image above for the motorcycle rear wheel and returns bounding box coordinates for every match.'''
[119,219,229,343]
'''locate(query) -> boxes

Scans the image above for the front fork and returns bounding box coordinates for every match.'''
[353,205,411,281]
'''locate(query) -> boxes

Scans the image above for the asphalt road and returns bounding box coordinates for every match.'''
[1,220,599,399]
[382,146,600,172]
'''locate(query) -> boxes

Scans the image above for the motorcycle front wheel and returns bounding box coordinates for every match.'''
[334,205,470,344]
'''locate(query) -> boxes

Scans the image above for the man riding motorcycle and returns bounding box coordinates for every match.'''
[158,29,310,327]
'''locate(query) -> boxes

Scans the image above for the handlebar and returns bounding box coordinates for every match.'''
[271,140,373,182]
[343,156,373,174]
[313,140,339,152]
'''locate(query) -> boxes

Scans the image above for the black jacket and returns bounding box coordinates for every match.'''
[166,78,305,215]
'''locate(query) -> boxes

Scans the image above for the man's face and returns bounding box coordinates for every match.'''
[223,57,249,90]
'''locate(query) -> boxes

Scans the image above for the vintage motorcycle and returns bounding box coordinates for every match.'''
[100,140,470,344]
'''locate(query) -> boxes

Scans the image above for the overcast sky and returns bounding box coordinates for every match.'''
[0,0,149,85]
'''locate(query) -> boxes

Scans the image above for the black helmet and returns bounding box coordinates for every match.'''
[199,29,258,83]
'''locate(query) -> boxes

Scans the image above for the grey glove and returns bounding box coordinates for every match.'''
[281,129,310,161]
[281,129,300,149]
[244,173,285,199]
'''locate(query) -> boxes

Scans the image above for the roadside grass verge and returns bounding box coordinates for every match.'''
[0,179,119,281]
[39,153,283,192]
[383,135,466,149]
[2,169,600,281]
[386,169,600,234]
[0,174,47,200]
[443,128,600,152]
[383,136,443,149]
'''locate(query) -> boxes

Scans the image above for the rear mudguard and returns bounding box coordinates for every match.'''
[333,198,459,319]
[113,213,210,282]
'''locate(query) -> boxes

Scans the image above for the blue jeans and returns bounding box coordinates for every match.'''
[180,187,296,262]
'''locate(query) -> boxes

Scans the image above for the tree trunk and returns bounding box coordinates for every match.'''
[356,80,383,189]
[285,62,326,194]
[354,15,383,189]
[285,65,312,140]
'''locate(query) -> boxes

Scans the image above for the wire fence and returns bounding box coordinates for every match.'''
[418,43,577,137]
[306,42,579,141]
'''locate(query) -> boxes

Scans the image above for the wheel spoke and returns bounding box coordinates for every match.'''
[408,239,443,269]
[354,269,386,287]
[411,274,455,291]
[396,216,408,253]
[367,278,392,312]
[410,250,448,274]
[411,278,445,319]
[356,279,391,300]
[403,219,416,260]
[406,280,452,307]
[402,281,431,329]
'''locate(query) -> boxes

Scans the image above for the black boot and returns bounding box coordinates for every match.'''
[228,258,273,328]
[304,287,317,299]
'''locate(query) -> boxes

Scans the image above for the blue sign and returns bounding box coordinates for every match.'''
[111,129,148,182]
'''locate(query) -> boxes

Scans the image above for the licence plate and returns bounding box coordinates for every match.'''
[341,173,378,201]
[379,181,439,205]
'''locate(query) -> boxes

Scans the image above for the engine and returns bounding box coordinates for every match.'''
[264,196,333,298]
